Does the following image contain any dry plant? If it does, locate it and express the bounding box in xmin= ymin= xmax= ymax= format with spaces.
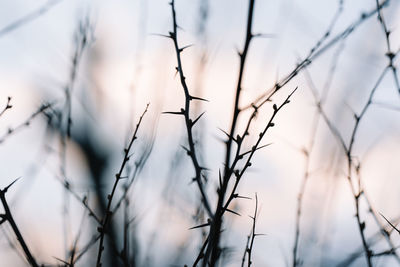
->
xmin=0 ymin=0 xmax=400 ymax=267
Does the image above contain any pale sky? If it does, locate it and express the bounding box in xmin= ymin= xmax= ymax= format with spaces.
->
xmin=0 ymin=0 xmax=400 ymax=266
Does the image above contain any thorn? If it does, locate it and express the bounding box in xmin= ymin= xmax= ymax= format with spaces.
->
xmin=189 ymin=222 xmax=211 ymax=230
xmin=53 ymin=257 xmax=70 ymax=265
xmin=189 ymin=95 xmax=209 ymax=102
xmin=233 ymin=194 xmax=252 ymax=200
xmin=1 ymin=177 xmax=21 ymax=193
xmin=239 ymin=143 xmax=272 ymax=158
xmin=0 ymin=218 xmax=6 ymax=225
xmin=191 ymin=112 xmax=206 ymax=127
xmin=254 ymin=233 xmax=267 ymax=236
xmin=188 ymin=177 xmax=196 ymax=185
xmin=253 ymin=33 xmax=276 ymax=38
xmin=149 ymin=33 xmax=172 ymax=39
xmin=380 ymin=213 xmax=400 ymax=235
xmin=162 ymin=111 xmax=184 ymax=115
xmin=224 ymin=208 xmax=241 ymax=216
xmin=179 ymin=44 xmax=194 ymax=52
xmin=218 ymin=128 xmax=236 ymax=143
xmin=180 ymin=145 xmax=190 ymax=155
xmin=199 ymin=166 xmax=210 ymax=171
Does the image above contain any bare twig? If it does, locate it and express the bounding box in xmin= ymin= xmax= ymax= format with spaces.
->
xmin=203 ymin=0 xmax=257 ymax=264
xmin=0 ymin=102 xmax=53 ymax=144
xmin=0 ymin=179 xmax=38 ymax=267
xmin=246 ymin=193 xmax=261 ymax=267
xmin=68 ymin=207 xmax=88 ymax=267
xmin=96 ymin=103 xmax=149 ymax=267
xmin=63 ymin=16 xmax=93 ymax=139
xmin=308 ymin=62 xmax=400 ymax=266
xmin=73 ymin=234 xmax=101 ymax=265
xmin=57 ymin=179 xmax=101 ymax=225
xmin=292 ymin=40 xmax=346 ymax=267
xmin=241 ymin=235 xmax=251 ymax=267
xmin=375 ymin=0 xmax=400 ymax=94
xmin=112 ymin=132 xmax=156 ymax=215
xmin=246 ymin=0 xmax=389 ymax=111
xmin=380 ymin=213 xmax=400 ymax=235
xmin=336 ymin=215 xmax=400 ymax=266
xmin=204 ymin=87 xmax=297 ymax=266
xmin=167 ymin=0 xmax=213 ymax=218
xmin=0 ymin=0 xmax=62 ymax=38
xmin=0 ymin=97 xmax=12 ymax=118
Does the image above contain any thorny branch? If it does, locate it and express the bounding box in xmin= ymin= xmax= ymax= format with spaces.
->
xmin=167 ymin=0 xmax=213 ymax=218
xmin=0 ymin=0 xmax=398 ymax=266
xmin=96 ymin=104 xmax=149 ymax=267
xmin=380 ymin=214 xmax=400 ymax=236
xmin=375 ymin=0 xmax=400 ymax=94
xmin=112 ymin=135 xmax=156 ymax=215
xmin=201 ymin=88 xmax=297 ymax=267
xmin=63 ymin=17 xmax=93 ymax=139
xmin=308 ymin=58 xmax=400 ymax=266
xmin=0 ymin=102 xmax=53 ymax=144
xmin=246 ymin=0 xmax=389 ymax=111
xmin=58 ymin=179 xmax=101 ymax=225
xmin=241 ymin=193 xmax=262 ymax=267
xmin=292 ymin=38 xmax=346 ymax=267
xmin=0 ymin=0 xmax=62 ymax=38
xmin=337 ymin=215 xmax=400 ymax=266
xmin=59 ymin=18 xmax=93 ymax=259
xmin=204 ymin=0 xmax=257 ymax=265
xmin=0 ymin=179 xmax=38 ymax=267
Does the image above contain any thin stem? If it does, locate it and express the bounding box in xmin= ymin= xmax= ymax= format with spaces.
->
xmin=374 ymin=0 xmax=400 ymax=94
xmin=0 ymin=180 xmax=38 ymax=267
xmin=0 ymin=97 xmax=12 ymax=118
xmin=247 ymin=193 xmax=259 ymax=267
xmin=204 ymin=0 xmax=256 ymax=265
xmin=0 ymin=102 xmax=53 ymax=144
xmin=168 ymin=0 xmax=213 ymax=218
xmin=0 ymin=0 xmax=62 ymax=38
xmin=293 ymin=40 xmax=345 ymax=267
xmin=246 ymin=0 xmax=389 ymax=111
xmin=95 ymin=104 xmax=149 ymax=267
xmin=310 ymin=67 xmax=391 ymax=267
